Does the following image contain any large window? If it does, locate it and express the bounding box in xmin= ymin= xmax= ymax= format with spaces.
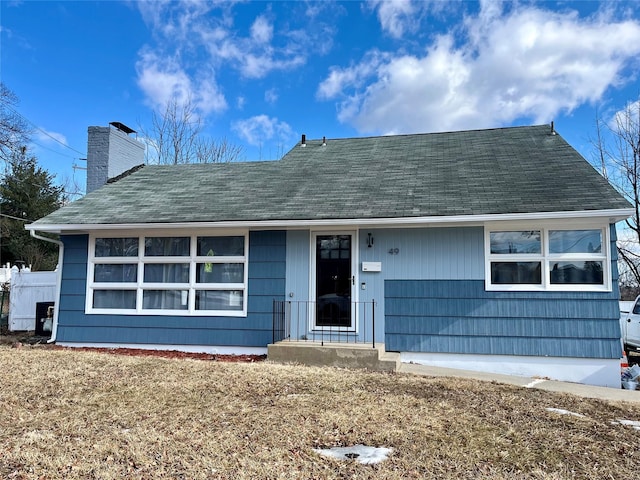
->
xmin=87 ymin=233 xmax=248 ymax=315
xmin=485 ymin=225 xmax=609 ymax=291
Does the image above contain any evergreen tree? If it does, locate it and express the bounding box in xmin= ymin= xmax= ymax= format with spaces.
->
xmin=0 ymin=149 xmax=65 ymax=270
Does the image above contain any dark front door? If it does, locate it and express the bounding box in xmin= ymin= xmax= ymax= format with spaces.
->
xmin=315 ymin=234 xmax=353 ymax=328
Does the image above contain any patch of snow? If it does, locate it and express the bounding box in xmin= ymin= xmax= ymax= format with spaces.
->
xmin=614 ymin=419 xmax=640 ymax=430
xmin=545 ymin=408 xmax=585 ymax=418
xmin=525 ymin=379 xmax=546 ymax=388
xmin=313 ymin=444 xmax=392 ymax=464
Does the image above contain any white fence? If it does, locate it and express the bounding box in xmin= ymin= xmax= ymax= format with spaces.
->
xmin=8 ymin=270 xmax=57 ymax=331
xmin=0 ymin=265 xmax=12 ymax=284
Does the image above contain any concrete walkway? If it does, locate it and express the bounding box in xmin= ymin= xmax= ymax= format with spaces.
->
xmin=268 ymin=341 xmax=640 ymax=403
xmin=398 ymin=363 xmax=640 ymax=403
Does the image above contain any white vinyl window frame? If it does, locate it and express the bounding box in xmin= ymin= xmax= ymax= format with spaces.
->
xmin=484 ymin=222 xmax=611 ymax=292
xmin=86 ymin=231 xmax=249 ymax=316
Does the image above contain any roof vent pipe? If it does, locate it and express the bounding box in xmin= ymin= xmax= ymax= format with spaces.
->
xmin=550 ymin=121 xmax=556 ymax=135
xmin=301 ymin=134 xmax=306 ymax=147
xmin=322 ymin=136 xmax=326 ymax=147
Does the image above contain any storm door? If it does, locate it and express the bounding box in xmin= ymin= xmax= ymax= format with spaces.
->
xmin=313 ymin=233 xmax=355 ymax=329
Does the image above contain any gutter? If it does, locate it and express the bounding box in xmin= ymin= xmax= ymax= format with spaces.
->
xmin=23 ymin=208 xmax=636 ymax=234
xmin=29 ymin=230 xmax=63 ymax=344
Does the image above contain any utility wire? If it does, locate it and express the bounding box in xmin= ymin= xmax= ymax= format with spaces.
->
xmin=0 ymin=104 xmax=86 ymax=201
xmin=1 ymin=102 xmax=86 ymax=156
xmin=30 ymin=138 xmax=80 ymax=160
xmin=0 ymin=213 xmax=34 ymax=222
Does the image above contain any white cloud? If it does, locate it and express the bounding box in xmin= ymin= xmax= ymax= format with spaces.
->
xmin=194 ymin=76 xmax=227 ymax=114
xmin=232 ymin=115 xmax=293 ymax=147
xmin=136 ymin=51 xmax=192 ymax=109
xmin=136 ymin=50 xmax=226 ymax=115
xmin=317 ymin=51 xmax=389 ymax=100
xmin=264 ymin=88 xmax=278 ymax=104
xmin=251 ymin=15 xmax=273 ymax=44
xmin=341 ymin=38 xmax=478 ymax=133
xmin=368 ymin=0 xmax=419 ymax=39
xmin=609 ymin=100 xmax=640 ymax=132
xmin=239 ymin=52 xmax=306 ymax=80
xmin=34 ymin=128 xmax=67 ymax=145
xmin=135 ymin=0 xmax=335 ymax=111
xmin=319 ymin=3 xmax=640 ymax=135
xmin=136 ymin=0 xmax=213 ymax=39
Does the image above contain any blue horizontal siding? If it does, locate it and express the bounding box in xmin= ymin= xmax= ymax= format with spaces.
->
xmin=56 ymin=231 xmax=285 ymax=347
xmin=247 ymin=279 xmax=285 ymax=297
xmin=250 ymin=262 xmax=286 ymax=279
xmin=61 ymin=279 xmax=87 ymax=298
xmin=59 ymin=293 xmax=86 ymax=311
xmin=388 ymin=316 xmax=619 ymax=338
xmin=385 ymin=279 xmax=619 ymax=300
xmin=58 ymin=313 xmax=274 ymax=330
xmin=385 ymin=279 xmax=621 ymax=359
xmin=61 ymin=262 xmax=89 ymax=281
xmin=60 ymin=326 xmax=269 ymax=346
xmin=388 ymin=335 xmax=618 ymax=359
xmin=385 ymin=297 xmax=619 ymax=319
xmin=58 ymin=235 xmax=89 ymax=317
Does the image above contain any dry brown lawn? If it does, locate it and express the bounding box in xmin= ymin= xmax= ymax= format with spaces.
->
xmin=1 ymin=345 xmax=639 ymax=479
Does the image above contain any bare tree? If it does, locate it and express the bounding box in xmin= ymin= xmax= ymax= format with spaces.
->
xmin=591 ymin=100 xmax=640 ymax=286
xmin=0 ymin=83 xmax=31 ymax=165
xmin=619 ymin=266 xmax=640 ymax=300
xmin=140 ymin=97 xmax=243 ymax=165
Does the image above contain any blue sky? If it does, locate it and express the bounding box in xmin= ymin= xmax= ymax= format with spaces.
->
xmin=2 ymin=0 xmax=640 ymax=200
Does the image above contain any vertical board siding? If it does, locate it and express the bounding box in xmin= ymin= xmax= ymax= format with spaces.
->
xmin=57 ymin=231 xmax=286 ymax=346
xmin=359 ymin=227 xmax=484 ymax=280
xmin=385 ymin=279 xmax=621 ymax=359
xmin=285 ymin=230 xmax=310 ymax=301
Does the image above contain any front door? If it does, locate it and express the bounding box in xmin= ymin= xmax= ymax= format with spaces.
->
xmin=313 ymin=233 xmax=356 ymax=330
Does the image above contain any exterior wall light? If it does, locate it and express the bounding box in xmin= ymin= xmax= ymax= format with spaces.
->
xmin=367 ymin=233 xmax=374 ymax=248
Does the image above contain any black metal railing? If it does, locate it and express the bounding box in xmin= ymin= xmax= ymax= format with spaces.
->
xmin=273 ymin=299 xmax=376 ymax=347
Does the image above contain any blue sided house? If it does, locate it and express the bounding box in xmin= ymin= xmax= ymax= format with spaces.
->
xmin=27 ymin=123 xmax=632 ymax=387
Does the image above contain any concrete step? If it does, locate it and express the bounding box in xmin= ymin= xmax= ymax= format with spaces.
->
xmin=378 ymin=351 xmax=401 ymax=372
xmin=267 ymin=342 xmax=400 ymax=372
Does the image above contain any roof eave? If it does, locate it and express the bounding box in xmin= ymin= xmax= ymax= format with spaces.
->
xmin=25 ymin=208 xmax=634 ymax=234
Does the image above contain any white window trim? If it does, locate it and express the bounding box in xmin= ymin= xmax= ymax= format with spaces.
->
xmin=308 ymin=229 xmax=360 ymax=333
xmin=86 ymin=230 xmax=249 ymax=316
xmin=484 ymin=222 xmax=611 ymax=292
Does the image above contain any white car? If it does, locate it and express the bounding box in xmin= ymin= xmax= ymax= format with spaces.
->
xmin=620 ymin=297 xmax=640 ymax=356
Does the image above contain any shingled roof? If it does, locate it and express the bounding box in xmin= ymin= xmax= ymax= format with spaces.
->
xmin=30 ymin=125 xmax=631 ymax=230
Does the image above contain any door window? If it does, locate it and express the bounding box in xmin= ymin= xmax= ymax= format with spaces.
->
xmin=315 ymin=234 xmax=352 ymax=328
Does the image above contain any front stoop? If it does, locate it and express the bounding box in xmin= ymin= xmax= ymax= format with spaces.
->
xmin=267 ymin=342 xmax=400 ymax=372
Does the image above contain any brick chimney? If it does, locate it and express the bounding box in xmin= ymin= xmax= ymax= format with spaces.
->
xmin=86 ymin=122 xmax=145 ymax=193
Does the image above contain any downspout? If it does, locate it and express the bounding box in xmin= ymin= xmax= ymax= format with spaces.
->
xmin=29 ymin=230 xmax=63 ymax=344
